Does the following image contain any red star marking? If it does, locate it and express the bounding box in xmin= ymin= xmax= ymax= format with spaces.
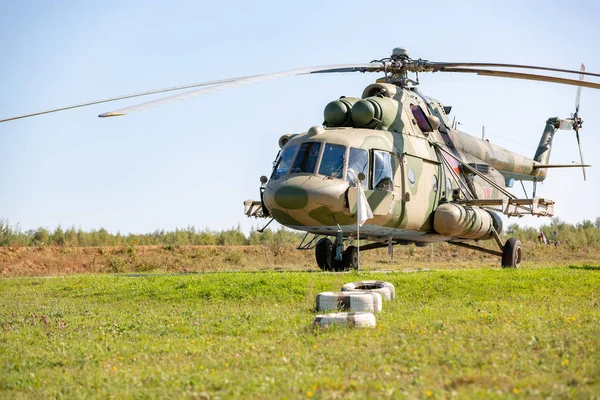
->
xmin=483 ymin=185 xmax=492 ymax=199
xmin=443 ymin=154 xmax=460 ymax=174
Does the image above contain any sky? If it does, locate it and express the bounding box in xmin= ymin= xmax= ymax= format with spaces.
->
xmin=1 ymin=0 xmax=600 ymax=235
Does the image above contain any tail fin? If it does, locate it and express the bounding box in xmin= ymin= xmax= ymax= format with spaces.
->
xmin=533 ymin=118 xmax=560 ymax=178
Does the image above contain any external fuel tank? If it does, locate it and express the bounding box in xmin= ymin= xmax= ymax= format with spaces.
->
xmin=433 ymin=203 xmax=495 ymax=240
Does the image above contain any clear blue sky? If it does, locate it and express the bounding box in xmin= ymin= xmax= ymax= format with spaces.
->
xmin=1 ymin=0 xmax=599 ymax=235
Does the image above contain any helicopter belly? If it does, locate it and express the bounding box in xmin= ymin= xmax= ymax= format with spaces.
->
xmin=286 ymin=224 xmax=449 ymax=243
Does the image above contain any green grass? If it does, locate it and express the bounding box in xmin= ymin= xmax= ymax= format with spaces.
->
xmin=1 ymin=267 xmax=599 ymax=398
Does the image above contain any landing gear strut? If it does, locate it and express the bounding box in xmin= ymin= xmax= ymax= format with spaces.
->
xmin=315 ymin=238 xmax=359 ymax=271
xmin=449 ymin=234 xmax=522 ymax=268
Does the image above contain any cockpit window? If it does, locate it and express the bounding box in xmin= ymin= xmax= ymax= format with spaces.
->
xmin=373 ymin=150 xmax=394 ymax=191
xmin=318 ymin=144 xmax=346 ymax=179
xmin=270 ymin=144 xmax=297 ymax=179
xmin=346 ymin=147 xmax=368 ymax=187
xmin=291 ymin=142 xmax=321 ymax=174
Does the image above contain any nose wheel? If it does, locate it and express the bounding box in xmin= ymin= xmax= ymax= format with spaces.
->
xmin=315 ymin=238 xmax=334 ymax=271
xmin=343 ymin=246 xmax=359 ymax=270
xmin=315 ymin=238 xmax=359 ymax=271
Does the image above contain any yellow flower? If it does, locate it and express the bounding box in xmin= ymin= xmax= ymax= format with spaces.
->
xmin=200 ymin=365 xmax=205 ymax=370
xmin=513 ymin=388 xmax=519 ymax=394
xmin=306 ymin=391 xmax=313 ymax=397
xmin=112 ymin=366 xmax=117 ymax=371
xmin=295 ymin=352 xmax=300 ymax=356
xmin=425 ymin=390 xmax=432 ymax=397
xmin=312 ymin=385 xmax=317 ymax=391
xmin=225 ymin=363 xmax=229 ymax=367
xmin=313 ymin=345 xmax=317 ymax=349
xmin=562 ymin=359 xmax=569 ymax=366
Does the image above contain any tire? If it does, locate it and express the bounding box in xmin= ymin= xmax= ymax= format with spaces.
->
xmin=315 ymin=291 xmax=382 ymax=313
xmin=341 ymin=280 xmax=395 ymax=301
xmin=502 ymin=237 xmax=522 ymax=268
xmin=342 ymin=246 xmax=359 ymax=270
xmin=312 ymin=312 xmax=376 ymax=328
xmin=315 ymin=238 xmax=333 ymax=271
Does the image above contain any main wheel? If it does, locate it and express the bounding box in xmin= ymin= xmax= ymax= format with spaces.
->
xmin=502 ymin=238 xmax=522 ymax=268
xmin=343 ymin=246 xmax=359 ymax=270
xmin=315 ymin=238 xmax=333 ymax=271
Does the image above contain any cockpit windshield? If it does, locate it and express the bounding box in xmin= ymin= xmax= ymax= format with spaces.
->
xmin=270 ymin=141 xmax=361 ymax=181
xmin=291 ymin=142 xmax=321 ymax=174
xmin=318 ymin=144 xmax=346 ymax=179
xmin=271 ymin=144 xmax=297 ymax=180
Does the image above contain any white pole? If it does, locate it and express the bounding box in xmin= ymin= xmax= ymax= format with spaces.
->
xmin=357 ymin=180 xmax=361 ymax=269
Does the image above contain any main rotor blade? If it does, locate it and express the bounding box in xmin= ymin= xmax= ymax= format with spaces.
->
xmin=575 ymin=63 xmax=585 ymax=115
xmin=575 ymin=129 xmax=587 ymax=180
xmin=99 ymin=63 xmax=382 ymax=117
xmin=437 ymin=68 xmax=600 ymax=90
xmin=426 ymin=62 xmax=600 ymax=79
xmin=532 ymin=163 xmax=591 ymax=168
xmin=0 ymin=76 xmax=255 ymax=123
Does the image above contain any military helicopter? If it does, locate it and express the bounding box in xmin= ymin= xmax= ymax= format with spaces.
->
xmin=2 ymin=48 xmax=598 ymax=270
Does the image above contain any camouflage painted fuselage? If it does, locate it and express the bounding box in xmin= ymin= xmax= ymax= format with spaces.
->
xmin=261 ymin=83 xmax=550 ymax=243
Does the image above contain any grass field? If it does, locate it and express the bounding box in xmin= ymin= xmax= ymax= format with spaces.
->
xmin=1 ymin=266 xmax=599 ymax=398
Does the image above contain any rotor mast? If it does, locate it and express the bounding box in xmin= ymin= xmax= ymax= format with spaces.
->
xmin=378 ymin=47 xmax=419 ymax=88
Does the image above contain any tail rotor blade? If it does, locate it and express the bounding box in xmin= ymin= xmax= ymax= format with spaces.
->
xmin=573 ymin=63 xmax=586 ymax=180
xmin=575 ymin=128 xmax=587 ymax=180
xmin=575 ymin=63 xmax=585 ymax=115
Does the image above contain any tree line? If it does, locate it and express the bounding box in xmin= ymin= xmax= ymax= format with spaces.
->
xmin=505 ymin=217 xmax=600 ymax=247
xmin=0 ymin=220 xmax=303 ymax=247
xmin=1 ymin=217 xmax=600 ymax=248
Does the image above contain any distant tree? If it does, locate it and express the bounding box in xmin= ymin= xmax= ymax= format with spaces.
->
xmin=218 ymin=225 xmax=246 ymax=246
xmin=0 ymin=219 xmax=14 ymax=246
xmin=66 ymin=227 xmax=78 ymax=247
xmin=52 ymin=226 xmax=65 ymax=246
xmin=33 ymin=228 xmax=50 ymax=246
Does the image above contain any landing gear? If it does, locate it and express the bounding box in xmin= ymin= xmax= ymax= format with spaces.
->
xmin=315 ymin=238 xmax=358 ymax=271
xmin=343 ymin=246 xmax=359 ymax=270
xmin=502 ymin=238 xmax=522 ymax=268
xmin=448 ymin=234 xmax=523 ymax=268
xmin=315 ymin=238 xmax=334 ymax=271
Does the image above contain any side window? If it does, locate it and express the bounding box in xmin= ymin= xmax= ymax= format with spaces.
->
xmin=373 ymin=150 xmax=394 ymax=191
xmin=270 ymin=145 xmax=298 ymax=179
xmin=410 ymin=104 xmax=433 ymax=133
xmin=291 ymin=142 xmax=322 ymax=174
xmin=318 ymin=144 xmax=346 ymax=179
xmin=346 ymin=147 xmax=368 ymax=187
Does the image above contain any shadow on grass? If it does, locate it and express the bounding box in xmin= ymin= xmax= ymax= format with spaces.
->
xmin=568 ymin=265 xmax=600 ymax=271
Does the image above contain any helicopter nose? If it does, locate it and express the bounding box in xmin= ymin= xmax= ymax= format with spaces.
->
xmin=262 ymin=176 xmax=348 ymax=226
